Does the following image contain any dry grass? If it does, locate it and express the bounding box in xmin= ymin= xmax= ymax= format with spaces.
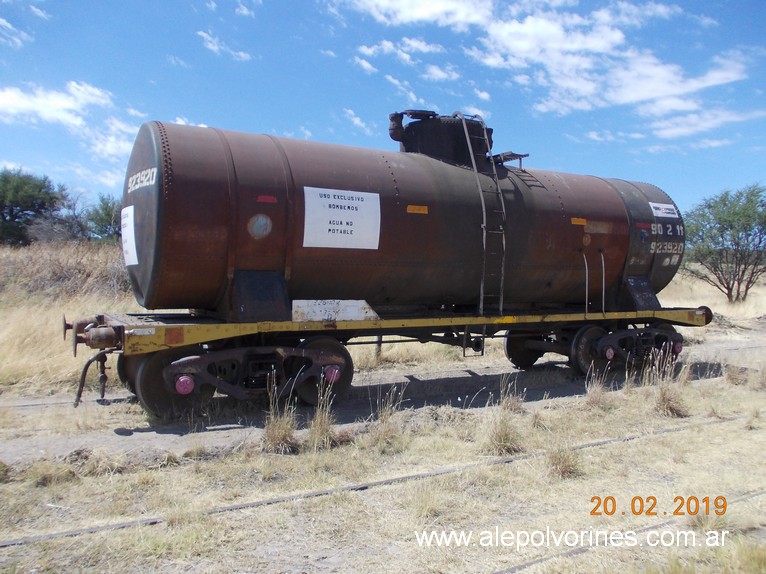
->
xmin=63 ymin=447 xmax=126 ymax=477
xmin=23 ymin=459 xmax=78 ymax=487
xmin=655 ymin=382 xmax=690 ymax=418
xmin=261 ymin=375 xmax=299 ymax=455
xmin=361 ymin=384 xmax=410 ymax=454
xmin=547 ymin=444 xmax=583 ymax=479
xmin=744 ymin=408 xmax=760 ymax=431
xmin=0 ymin=241 xmax=130 ymax=300
xmin=724 ymin=365 xmax=749 ymax=386
xmin=659 ymin=272 xmax=766 ymax=320
xmin=0 ymin=243 xmax=141 ymax=395
xmin=583 ymin=371 xmax=615 ymax=411
xmin=0 ymin=374 xmax=764 ymax=573
xmin=304 ymin=379 xmax=337 ymax=453
xmin=480 ymin=407 xmax=524 ymax=456
xmin=497 ymin=374 xmax=526 ymax=413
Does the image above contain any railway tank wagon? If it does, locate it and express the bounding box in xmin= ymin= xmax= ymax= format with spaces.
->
xmin=65 ymin=110 xmax=712 ymax=418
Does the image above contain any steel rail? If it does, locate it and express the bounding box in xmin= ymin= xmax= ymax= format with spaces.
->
xmin=0 ymin=414 xmax=750 ymax=550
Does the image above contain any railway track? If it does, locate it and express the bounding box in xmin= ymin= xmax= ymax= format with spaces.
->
xmin=0 ymin=413 xmax=753 ymax=550
xmin=0 ymin=348 xmax=758 ymax=467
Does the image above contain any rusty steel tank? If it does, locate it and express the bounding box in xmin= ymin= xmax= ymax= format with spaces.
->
xmin=120 ymin=110 xmax=685 ymax=320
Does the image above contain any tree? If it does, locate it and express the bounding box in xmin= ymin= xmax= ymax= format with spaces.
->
xmin=29 ymin=191 xmax=90 ymax=242
xmin=0 ymin=168 xmax=65 ymax=245
xmin=86 ymin=193 xmax=122 ymax=240
xmin=683 ymin=183 xmax=766 ymax=303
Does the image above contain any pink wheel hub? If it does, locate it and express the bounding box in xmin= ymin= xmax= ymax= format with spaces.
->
xmin=324 ymin=365 xmax=342 ymax=385
xmin=175 ymin=374 xmax=195 ymax=395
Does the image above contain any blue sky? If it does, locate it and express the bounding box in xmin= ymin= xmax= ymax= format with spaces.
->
xmin=1 ymin=0 xmax=764 ymax=212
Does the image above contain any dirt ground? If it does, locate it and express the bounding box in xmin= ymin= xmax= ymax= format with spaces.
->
xmin=0 ymin=302 xmax=765 ymax=573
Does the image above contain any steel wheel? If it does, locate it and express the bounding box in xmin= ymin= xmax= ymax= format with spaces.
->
xmin=285 ymin=337 xmax=354 ymax=406
xmin=504 ymin=334 xmax=544 ymax=370
xmin=134 ymin=348 xmax=214 ymax=419
xmin=116 ymin=354 xmax=142 ymax=395
xmin=652 ymin=323 xmax=679 ymax=353
xmin=571 ymin=325 xmax=609 ymax=376
xmin=646 ymin=322 xmax=681 ymax=376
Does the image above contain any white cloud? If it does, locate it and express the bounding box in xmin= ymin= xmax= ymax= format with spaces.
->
xmin=591 ymin=1 xmax=681 ymax=27
xmin=474 ymin=88 xmax=490 ymax=101
xmin=463 ymin=105 xmax=489 ymax=119
xmin=358 ymin=37 xmax=444 ymax=66
xmin=0 ymin=17 xmax=32 ymax=48
xmin=341 ymin=1 xmax=760 ymax=140
xmin=173 ymin=117 xmax=209 ymax=127
xmin=636 ymin=96 xmax=701 ymax=117
xmin=197 ymin=30 xmax=252 ymax=61
xmin=359 ymin=39 xmax=412 ymax=64
xmin=651 ymin=109 xmax=766 ymax=139
xmin=1 ymin=160 xmax=23 ymax=171
xmin=354 ymin=56 xmax=378 ymax=74
xmin=422 ymin=64 xmax=459 ymax=81
xmin=691 ymin=138 xmax=732 ymax=149
xmin=691 ymin=13 xmax=718 ymax=27
xmin=230 ymin=50 xmax=251 ymax=62
xmin=167 ymin=54 xmax=191 ymax=68
xmin=513 ymin=74 xmax=531 ymax=86
xmin=235 ymin=1 xmax=258 ymax=17
xmin=126 ymin=107 xmax=147 ymax=118
xmin=30 ymin=6 xmax=51 ymax=20
xmin=345 ymin=0 xmax=492 ymax=30
xmin=385 ymin=74 xmax=423 ymax=106
xmin=0 ymin=81 xmax=112 ymax=129
xmin=321 ymin=49 xmax=337 ymax=57
xmin=69 ymin=163 xmax=125 ymax=189
xmin=585 ymin=129 xmax=645 ymax=142
xmin=197 ymin=30 xmax=223 ymax=54
xmin=343 ymin=108 xmax=372 ymax=134
xmin=605 ymin=50 xmax=747 ymax=109
xmin=87 ymin=117 xmax=137 ymax=161
xmin=400 ymin=37 xmax=444 ymax=54
xmin=0 ymin=81 xmax=141 ymax=187
xmin=586 ymin=130 xmax=615 ymax=142
xmin=460 ymin=6 xmax=756 ymax=131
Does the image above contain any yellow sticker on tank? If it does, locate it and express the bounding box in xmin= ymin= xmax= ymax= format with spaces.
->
xmin=571 ymin=217 xmax=587 ymax=226
xmin=407 ymin=205 xmax=429 ymax=214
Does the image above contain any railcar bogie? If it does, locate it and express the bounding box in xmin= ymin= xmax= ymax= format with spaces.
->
xmin=502 ymin=321 xmax=687 ymax=375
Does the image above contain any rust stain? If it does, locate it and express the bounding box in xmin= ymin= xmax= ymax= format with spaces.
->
xmin=164 ymin=327 xmax=185 ymax=345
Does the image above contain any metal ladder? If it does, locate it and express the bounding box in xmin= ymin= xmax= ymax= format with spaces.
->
xmin=454 ymin=112 xmax=507 ymax=317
